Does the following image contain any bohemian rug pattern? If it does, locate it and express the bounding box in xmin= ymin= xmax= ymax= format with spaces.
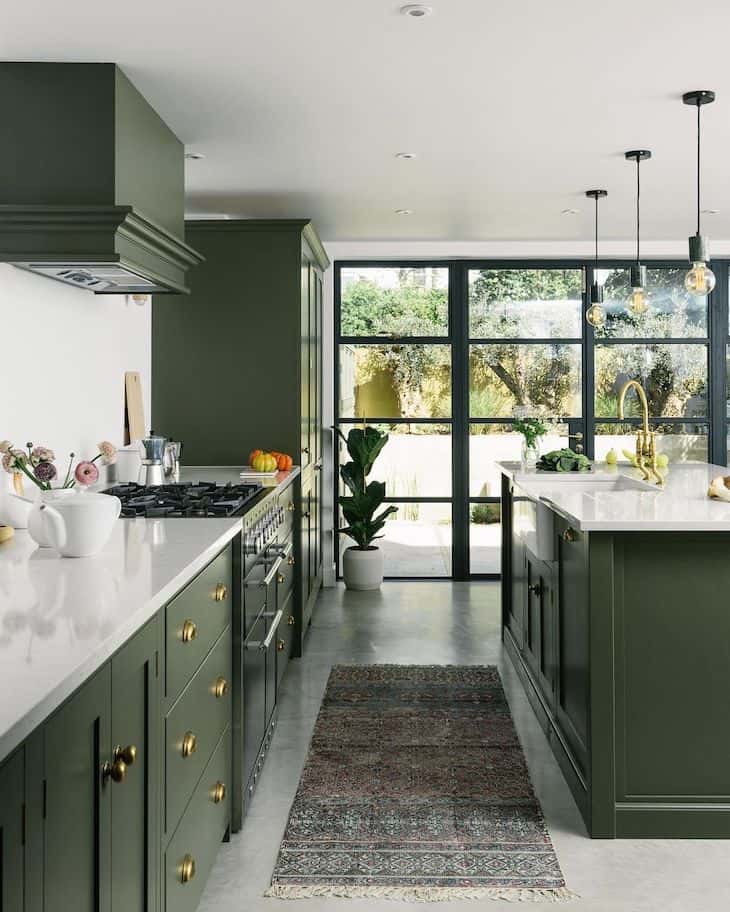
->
xmin=267 ymin=665 xmax=575 ymax=902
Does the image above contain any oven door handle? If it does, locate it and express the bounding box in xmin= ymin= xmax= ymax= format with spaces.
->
xmin=246 ymin=609 xmax=283 ymax=651
xmin=268 ymin=541 xmax=293 ymax=560
xmin=245 ymin=556 xmax=282 ymax=589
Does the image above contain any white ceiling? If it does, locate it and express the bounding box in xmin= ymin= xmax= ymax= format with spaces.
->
xmin=4 ymin=0 xmax=730 ymax=243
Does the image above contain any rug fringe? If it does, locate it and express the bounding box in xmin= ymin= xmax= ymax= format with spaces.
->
xmin=265 ymin=884 xmax=580 ymax=903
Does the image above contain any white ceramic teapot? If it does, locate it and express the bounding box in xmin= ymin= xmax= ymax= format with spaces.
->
xmin=0 ymin=490 xmax=33 ymax=530
xmin=40 ymin=493 xmax=122 ymax=558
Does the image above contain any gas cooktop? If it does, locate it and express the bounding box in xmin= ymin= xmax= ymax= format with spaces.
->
xmin=104 ymin=481 xmax=263 ymax=518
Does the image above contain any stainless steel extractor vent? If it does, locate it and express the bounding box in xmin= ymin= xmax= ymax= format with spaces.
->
xmin=26 ymin=264 xmax=162 ymax=293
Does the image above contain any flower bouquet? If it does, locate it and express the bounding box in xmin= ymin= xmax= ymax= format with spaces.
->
xmin=0 ymin=440 xmax=117 ymax=492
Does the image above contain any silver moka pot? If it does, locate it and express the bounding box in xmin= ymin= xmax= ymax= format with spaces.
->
xmin=139 ymin=433 xmax=167 ymax=486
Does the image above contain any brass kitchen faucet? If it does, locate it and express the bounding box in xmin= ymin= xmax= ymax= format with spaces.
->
xmin=617 ymin=380 xmax=663 ymax=485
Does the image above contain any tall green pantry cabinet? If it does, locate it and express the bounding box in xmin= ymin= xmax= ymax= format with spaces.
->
xmin=152 ymin=219 xmax=329 ymax=641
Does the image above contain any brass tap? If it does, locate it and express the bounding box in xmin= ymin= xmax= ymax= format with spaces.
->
xmin=617 ymin=380 xmax=663 ymax=485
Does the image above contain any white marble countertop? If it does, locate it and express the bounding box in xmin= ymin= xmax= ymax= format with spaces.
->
xmin=177 ymin=465 xmax=300 ymax=492
xmin=0 ymin=515 xmax=243 ymax=763
xmin=500 ymin=460 xmax=730 ymax=531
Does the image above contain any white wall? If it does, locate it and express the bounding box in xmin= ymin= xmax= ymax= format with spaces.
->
xmin=0 ymin=264 xmax=150 ymax=485
xmin=320 ymin=237 xmax=730 ymax=585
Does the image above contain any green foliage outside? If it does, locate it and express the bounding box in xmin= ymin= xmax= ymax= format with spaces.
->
xmin=340 ymin=266 xmax=708 ymax=432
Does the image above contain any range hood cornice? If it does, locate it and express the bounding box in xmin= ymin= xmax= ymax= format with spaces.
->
xmin=0 ymin=63 xmax=203 ymax=294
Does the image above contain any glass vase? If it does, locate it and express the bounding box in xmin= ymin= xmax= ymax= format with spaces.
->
xmin=521 ymin=440 xmax=539 ymax=471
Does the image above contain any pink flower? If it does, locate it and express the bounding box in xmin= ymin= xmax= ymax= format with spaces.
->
xmin=97 ymin=441 xmax=117 ymax=465
xmin=0 ymin=440 xmax=11 ymax=454
xmin=31 ymin=446 xmax=55 ymax=466
xmin=75 ymin=461 xmax=99 ymax=486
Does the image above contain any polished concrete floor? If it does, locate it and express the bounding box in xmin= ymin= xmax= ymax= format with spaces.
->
xmin=199 ymin=583 xmax=730 ymax=912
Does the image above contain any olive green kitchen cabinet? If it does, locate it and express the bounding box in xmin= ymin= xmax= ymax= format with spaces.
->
xmin=0 ymin=747 xmax=25 ymax=911
xmin=152 ymin=219 xmax=329 ymax=640
xmin=42 ymin=617 xmax=159 ymax=912
xmin=502 ymin=473 xmax=730 ymax=838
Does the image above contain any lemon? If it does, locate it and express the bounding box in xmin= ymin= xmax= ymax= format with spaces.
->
xmin=605 ymin=448 xmax=618 ymax=465
xmin=656 ymin=453 xmax=669 ymax=468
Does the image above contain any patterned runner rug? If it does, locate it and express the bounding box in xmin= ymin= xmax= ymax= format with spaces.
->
xmin=267 ymin=665 xmax=576 ymax=902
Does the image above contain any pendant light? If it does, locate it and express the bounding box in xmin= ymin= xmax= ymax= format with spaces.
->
xmin=624 ymin=150 xmax=651 ymax=316
xmin=585 ymin=189 xmax=608 ymax=327
xmin=683 ymin=90 xmax=716 ymax=296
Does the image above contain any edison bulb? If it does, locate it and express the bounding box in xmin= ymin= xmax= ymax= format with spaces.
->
xmin=684 ymin=262 xmax=716 ymax=296
xmin=627 ymin=287 xmax=649 ymax=316
xmin=585 ymin=304 xmax=606 ymax=328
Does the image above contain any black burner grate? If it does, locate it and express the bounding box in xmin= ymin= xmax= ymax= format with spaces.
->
xmin=104 ymin=481 xmax=262 ymax=518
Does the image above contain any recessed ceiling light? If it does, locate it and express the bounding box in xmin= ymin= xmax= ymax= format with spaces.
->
xmin=395 ymin=209 xmax=414 ymax=215
xmin=561 ymin=208 xmax=580 ymax=215
xmin=184 ymin=151 xmax=206 ymax=160
xmin=400 ymin=4 xmax=432 ymax=18
xmin=395 ymin=152 xmax=417 ymax=160
xmin=701 ymin=208 xmax=720 ymax=215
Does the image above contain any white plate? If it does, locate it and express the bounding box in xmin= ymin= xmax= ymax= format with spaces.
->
xmin=239 ymin=465 xmax=279 ymax=477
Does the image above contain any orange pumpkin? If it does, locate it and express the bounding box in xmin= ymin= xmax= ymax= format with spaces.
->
xmin=276 ymin=453 xmax=293 ymax=471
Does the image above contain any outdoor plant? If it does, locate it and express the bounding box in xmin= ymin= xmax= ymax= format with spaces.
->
xmin=0 ymin=439 xmax=117 ymax=491
xmin=336 ymin=426 xmax=397 ymax=549
xmin=513 ymin=417 xmax=548 ymax=449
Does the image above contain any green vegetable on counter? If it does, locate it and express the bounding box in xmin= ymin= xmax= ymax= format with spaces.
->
xmin=536 ymin=448 xmax=592 ymax=473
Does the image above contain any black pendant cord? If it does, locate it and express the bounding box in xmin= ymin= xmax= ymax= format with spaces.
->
xmin=636 ymin=155 xmax=641 ymax=266
xmin=594 ymin=194 xmax=599 ymax=268
xmin=696 ymin=102 xmax=701 ymax=237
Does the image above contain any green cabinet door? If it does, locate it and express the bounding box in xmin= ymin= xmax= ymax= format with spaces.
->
xmin=554 ymin=518 xmax=590 ymax=776
xmin=110 ymin=618 xmax=160 ymax=912
xmin=300 ymin=255 xmax=311 ymax=469
xmin=0 ymin=748 xmax=25 ymax=911
xmin=506 ymin=491 xmax=527 ymax=647
xmin=44 ymin=666 xmax=112 ymax=912
xmin=524 ymin=551 xmax=556 ymax=708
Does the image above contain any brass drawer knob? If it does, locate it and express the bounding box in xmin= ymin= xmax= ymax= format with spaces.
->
xmin=277 ymin=573 xmax=285 ymax=584
xmin=181 ymin=619 xmax=197 ymax=643
xmin=212 ymin=781 xmax=226 ymax=804
xmin=287 ymin=615 xmax=295 ymax=626
xmin=181 ymin=731 xmax=197 ymax=758
xmin=105 ymin=743 xmax=137 ymax=783
xmin=287 ymin=556 xmax=295 ymax=566
xmin=562 ymin=527 xmax=578 ymax=543
xmin=287 ymin=503 xmax=295 ymax=512
xmin=214 ymin=676 xmax=229 ymax=699
xmin=115 ymin=744 xmax=137 ymax=765
xmin=180 ymin=854 xmax=196 ymax=884
xmin=277 ymin=638 xmax=285 ymax=652
xmin=214 ymin=583 xmax=228 ymax=602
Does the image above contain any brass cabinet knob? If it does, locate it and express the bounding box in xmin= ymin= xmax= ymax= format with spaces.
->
xmin=214 ymin=676 xmax=229 ymax=699
xmin=277 ymin=638 xmax=285 ymax=652
xmin=181 ymin=619 xmax=197 ymax=643
xmin=277 ymin=574 xmax=285 ymax=584
xmin=212 ymin=781 xmax=226 ymax=804
xmin=287 ymin=555 xmax=295 ymax=566
xmin=105 ymin=744 xmax=138 ymax=783
xmin=528 ymin=582 xmax=542 ymax=597
xmin=180 ymin=854 xmax=196 ymax=884
xmin=562 ymin=527 xmax=578 ymax=543
xmin=115 ymin=744 xmax=137 ymax=765
xmin=181 ymin=731 xmax=197 ymax=758
xmin=214 ymin=583 xmax=228 ymax=602
xmin=108 ymin=759 xmax=127 ymax=783
xmin=287 ymin=503 xmax=295 ymax=512
xmin=287 ymin=615 xmax=295 ymax=626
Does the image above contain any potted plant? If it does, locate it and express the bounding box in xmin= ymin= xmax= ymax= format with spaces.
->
xmin=513 ymin=417 xmax=548 ymax=470
xmin=336 ymin=426 xmax=397 ymax=590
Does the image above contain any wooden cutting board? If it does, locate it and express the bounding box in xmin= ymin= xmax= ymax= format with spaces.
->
xmin=124 ymin=371 xmax=146 ymax=443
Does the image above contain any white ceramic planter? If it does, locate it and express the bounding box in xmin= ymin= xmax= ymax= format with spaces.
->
xmin=342 ymin=546 xmax=384 ymax=591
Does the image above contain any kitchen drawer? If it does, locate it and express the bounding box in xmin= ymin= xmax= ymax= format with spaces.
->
xmin=278 ymin=484 xmax=295 ymax=538
xmin=165 ymin=627 xmax=231 ymax=834
xmin=164 ymin=726 xmax=231 ymax=912
xmin=166 ymin=546 xmax=232 ymax=702
xmin=276 ymin=589 xmax=295 ymax=688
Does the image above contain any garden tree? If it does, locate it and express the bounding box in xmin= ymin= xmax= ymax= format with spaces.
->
xmin=341 ymin=266 xmax=707 ymax=424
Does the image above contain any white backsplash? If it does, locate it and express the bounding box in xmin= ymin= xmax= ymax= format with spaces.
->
xmin=0 ymin=264 xmax=151 ymax=487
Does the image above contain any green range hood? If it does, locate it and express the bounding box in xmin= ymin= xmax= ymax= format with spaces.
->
xmin=0 ymin=63 xmax=203 ymax=294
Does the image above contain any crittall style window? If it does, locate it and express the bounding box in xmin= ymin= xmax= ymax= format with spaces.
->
xmin=334 ymin=260 xmax=729 ymax=580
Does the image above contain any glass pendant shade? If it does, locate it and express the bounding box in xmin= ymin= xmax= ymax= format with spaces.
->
xmin=586 ymin=282 xmax=606 ymax=327
xmin=683 ymin=91 xmax=716 ymax=298
xmin=627 ymin=262 xmax=648 ymax=315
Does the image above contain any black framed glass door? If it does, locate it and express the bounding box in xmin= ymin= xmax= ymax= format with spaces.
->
xmin=334 ymin=259 xmax=727 ymax=581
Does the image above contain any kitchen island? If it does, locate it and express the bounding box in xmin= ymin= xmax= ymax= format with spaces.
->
xmin=500 ymin=461 xmax=730 ymax=838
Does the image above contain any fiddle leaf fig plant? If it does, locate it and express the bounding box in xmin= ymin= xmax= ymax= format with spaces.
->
xmin=336 ymin=426 xmax=397 ymax=549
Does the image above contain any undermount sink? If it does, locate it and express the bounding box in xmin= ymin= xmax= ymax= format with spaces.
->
xmin=519 ymin=473 xmax=660 ymax=496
